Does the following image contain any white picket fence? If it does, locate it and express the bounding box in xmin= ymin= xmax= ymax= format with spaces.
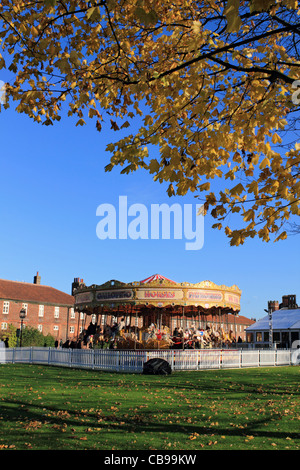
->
xmin=0 ymin=347 xmax=293 ymax=373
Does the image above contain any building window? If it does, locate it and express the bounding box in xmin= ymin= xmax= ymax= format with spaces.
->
xmin=70 ymin=308 xmax=75 ymax=319
xmin=264 ymin=332 xmax=269 ymax=342
xmin=282 ymin=332 xmax=289 ymax=344
xmin=1 ymin=322 xmax=7 ymax=330
xmin=39 ymin=305 xmax=44 ymax=317
xmin=246 ymin=333 xmax=253 ymax=342
xmin=53 ymin=325 xmax=59 ymax=331
xmin=38 ymin=325 xmax=43 ymax=332
xmin=291 ymin=331 xmax=299 ymax=343
xmin=256 ymin=332 xmax=263 ymax=342
xmin=3 ymin=302 xmax=9 ymax=314
xmin=273 ymin=332 xmax=280 ymax=342
xmin=80 ymin=312 xmax=84 ymax=320
xmin=54 ymin=306 xmax=60 ymax=318
xmin=70 ymin=326 xmax=75 ymax=334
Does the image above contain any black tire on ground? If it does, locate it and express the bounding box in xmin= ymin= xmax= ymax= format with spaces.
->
xmin=143 ymin=358 xmax=172 ymax=375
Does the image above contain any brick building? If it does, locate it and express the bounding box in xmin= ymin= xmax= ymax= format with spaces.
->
xmin=0 ymin=273 xmax=81 ymax=342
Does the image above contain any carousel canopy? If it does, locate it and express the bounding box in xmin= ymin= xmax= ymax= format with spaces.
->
xmin=74 ymin=274 xmax=241 ymax=314
xmin=140 ymin=274 xmax=176 ymax=284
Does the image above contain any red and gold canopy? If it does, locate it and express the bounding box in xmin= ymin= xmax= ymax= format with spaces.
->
xmin=140 ymin=274 xmax=176 ymax=284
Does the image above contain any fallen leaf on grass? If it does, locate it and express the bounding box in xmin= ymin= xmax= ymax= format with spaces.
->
xmin=23 ymin=420 xmax=43 ymax=430
xmin=208 ymin=440 xmax=218 ymax=446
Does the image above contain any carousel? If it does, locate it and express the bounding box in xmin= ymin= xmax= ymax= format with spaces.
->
xmin=73 ymin=274 xmax=242 ymax=350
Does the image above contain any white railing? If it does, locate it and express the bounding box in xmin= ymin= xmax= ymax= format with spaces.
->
xmin=0 ymin=347 xmax=294 ymax=372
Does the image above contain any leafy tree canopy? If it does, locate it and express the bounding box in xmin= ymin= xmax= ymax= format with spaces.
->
xmin=19 ymin=326 xmax=55 ymax=347
xmin=1 ymin=0 xmax=300 ymax=245
xmin=0 ymin=324 xmax=17 ymax=347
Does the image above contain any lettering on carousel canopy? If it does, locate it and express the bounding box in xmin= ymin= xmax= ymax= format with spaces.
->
xmin=96 ymin=290 xmax=133 ymax=301
xmin=75 ymin=291 xmax=94 ymax=304
xmin=136 ymin=289 xmax=184 ymax=300
xmin=224 ymin=293 xmax=240 ymax=305
xmin=187 ymin=290 xmax=223 ymax=301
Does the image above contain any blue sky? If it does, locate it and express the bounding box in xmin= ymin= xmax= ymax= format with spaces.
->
xmin=1 ymin=91 xmax=300 ymax=321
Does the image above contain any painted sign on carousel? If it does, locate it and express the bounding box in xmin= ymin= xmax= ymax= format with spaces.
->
xmin=75 ymin=291 xmax=94 ymax=305
xmin=136 ymin=288 xmax=184 ymax=301
xmin=224 ymin=292 xmax=240 ymax=305
xmin=187 ymin=289 xmax=223 ymax=302
xmin=96 ymin=289 xmax=134 ymax=301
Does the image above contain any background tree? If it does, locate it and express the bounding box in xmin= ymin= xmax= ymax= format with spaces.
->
xmin=20 ymin=326 xmax=55 ymax=347
xmin=1 ymin=0 xmax=300 ymax=244
xmin=0 ymin=325 xmax=17 ymax=348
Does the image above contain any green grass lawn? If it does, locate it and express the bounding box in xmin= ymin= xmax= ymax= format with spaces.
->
xmin=0 ymin=363 xmax=299 ymax=450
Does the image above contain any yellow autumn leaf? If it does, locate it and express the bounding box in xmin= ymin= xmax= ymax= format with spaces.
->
xmin=76 ymin=118 xmax=86 ymax=126
xmin=272 ymin=133 xmax=282 ymax=144
xmin=274 ymin=231 xmax=287 ymax=241
xmin=225 ymin=0 xmax=242 ymax=32
xmin=259 ymin=157 xmax=270 ymax=169
xmin=250 ymin=0 xmax=275 ymax=13
xmin=243 ymin=209 xmax=255 ymax=222
xmin=230 ymin=183 xmax=244 ymax=196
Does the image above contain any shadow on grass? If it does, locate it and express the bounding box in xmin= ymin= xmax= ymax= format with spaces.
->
xmin=1 ymin=394 xmax=300 ymax=446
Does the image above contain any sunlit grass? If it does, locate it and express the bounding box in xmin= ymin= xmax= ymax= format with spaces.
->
xmin=0 ymin=364 xmax=299 ymax=450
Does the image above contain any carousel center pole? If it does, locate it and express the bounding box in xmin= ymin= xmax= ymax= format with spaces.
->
xmin=219 ymin=307 xmax=222 ymax=349
xmin=234 ymin=311 xmax=237 ymax=347
xmin=182 ymin=306 xmax=185 ymax=350
xmin=134 ymin=307 xmax=137 ymax=350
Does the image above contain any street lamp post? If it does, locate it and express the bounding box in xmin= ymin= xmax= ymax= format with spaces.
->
xmin=264 ymin=301 xmax=273 ymax=349
xmin=19 ymin=308 xmax=26 ymax=347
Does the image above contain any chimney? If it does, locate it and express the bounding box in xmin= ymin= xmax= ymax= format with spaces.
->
xmin=268 ymin=301 xmax=279 ymax=312
xmin=72 ymin=277 xmax=85 ymax=295
xmin=279 ymin=295 xmax=297 ymax=309
xmin=33 ymin=271 xmax=41 ymax=285
xmin=281 ymin=295 xmax=289 ymax=308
